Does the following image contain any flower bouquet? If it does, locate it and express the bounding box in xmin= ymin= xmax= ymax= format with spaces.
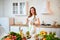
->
xmin=38 ymin=31 xmax=60 ymax=40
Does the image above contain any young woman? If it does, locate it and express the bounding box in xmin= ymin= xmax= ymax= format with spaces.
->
xmin=26 ymin=7 xmax=40 ymax=36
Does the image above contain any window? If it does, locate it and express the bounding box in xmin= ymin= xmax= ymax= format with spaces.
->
xmin=20 ymin=2 xmax=26 ymax=15
xmin=13 ymin=3 xmax=18 ymax=14
xmin=13 ymin=2 xmax=27 ymax=16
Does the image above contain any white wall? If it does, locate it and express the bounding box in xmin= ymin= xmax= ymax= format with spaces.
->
xmin=0 ymin=0 xmax=60 ymax=24
xmin=0 ymin=0 xmax=4 ymax=17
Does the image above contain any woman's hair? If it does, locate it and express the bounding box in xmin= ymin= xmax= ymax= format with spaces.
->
xmin=28 ymin=7 xmax=37 ymax=17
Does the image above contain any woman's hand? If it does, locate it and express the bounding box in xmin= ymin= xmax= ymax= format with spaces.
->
xmin=30 ymin=21 xmax=33 ymax=25
xmin=33 ymin=18 xmax=40 ymax=26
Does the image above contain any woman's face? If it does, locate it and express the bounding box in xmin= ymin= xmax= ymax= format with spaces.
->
xmin=30 ymin=8 xmax=35 ymax=15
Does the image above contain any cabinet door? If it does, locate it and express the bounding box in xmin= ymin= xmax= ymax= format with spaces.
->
xmin=19 ymin=2 xmax=26 ymax=16
xmin=0 ymin=18 xmax=9 ymax=33
xmin=10 ymin=26 xmax=20 ymax=33
xmin=52 ymin=28 xmax=57 ymax=33
xmin=56 ymin=28 xmax=60 ymax=38
xmin=21 ymin=27 xmax=28 ymax=34
xmin=12 ymin=1 xmax=28 ymax=16
xmin=13 ymin=3 xmax=18 ymax=14
xmin=52 ymin=28 xmax=60 ymax=38
xmin=40 ymin=28 xmax=52 ymax=33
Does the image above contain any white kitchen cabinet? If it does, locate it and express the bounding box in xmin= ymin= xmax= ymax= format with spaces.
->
xmin=51 ymin=28 xmax=60 ymax=38
xmin=56 ymin=28 xmax=60 ymax=38
xmin=10 ymin=26 xmax=20 ymax=33
xmin=40 ymin=28 xmax=52 ymax=32
xmin=0 ymin=17 xmax=9 ymax=33
xmin=21 ymin=27 xmax=28 ymax=34
xmin=11 ymin=0 xmax=27 ymax=16
xmin=10 ymin=25 xmax=60 ymax=38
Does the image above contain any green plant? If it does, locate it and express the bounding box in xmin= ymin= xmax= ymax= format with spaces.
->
xmin=10 ymin=32 xmax=22 ymax=40
xmin=44 ymin=32 xmax=60 ymax=40
xmin=2 ymin=32 xmax=22 ymax=40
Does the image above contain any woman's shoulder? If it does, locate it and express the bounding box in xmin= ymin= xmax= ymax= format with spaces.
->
xmin=36 ymin=15 xmax=39 ymax=18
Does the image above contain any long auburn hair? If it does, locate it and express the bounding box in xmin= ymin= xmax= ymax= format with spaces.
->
xmin=28 ymin=7 xmax=37 ymax=18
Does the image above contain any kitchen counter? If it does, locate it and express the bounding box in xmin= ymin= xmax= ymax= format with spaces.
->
xmin=9 ymin=24 xmax=60 ymax=38
xmin=10 ymin=24 xmax=60 ymax=28
xmin=40 ymin=25 xmax=60 ymax=28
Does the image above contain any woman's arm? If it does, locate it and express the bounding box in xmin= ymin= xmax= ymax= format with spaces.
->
xmin=26 ymin=18 xmax=28 ymax=24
